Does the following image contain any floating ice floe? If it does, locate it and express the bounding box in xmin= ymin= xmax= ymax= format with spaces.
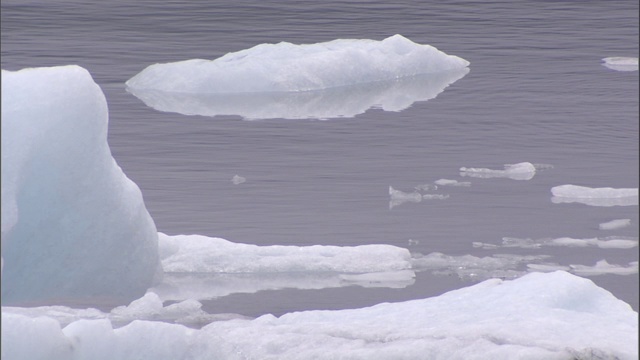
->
xmin=599 ymin=219 xmax=632 ymax=230
xmin=551 ymin=185 xmax=639 ymax=207
xmin=422 ymin=194 xmax=450 ymax=200
xmin=126 ymin=35 xmax=469 ymax=120
xmin=474 ymin=236 xmax=639 ymax=250
xmin=389 ymin=186 xmax=422 ymax=209
xmin=434 ymin=178 xmax=471 ymax=187
xmin=231 ymin=175 xmax=246 ymax=185
xmin=459 ymin=162 xmax=536 ymax=180
xmin=602 ymin=57 xmax=639 ymax=72
xmin=3 ymin=271 xmax=636 ymax=359
xmin=153 ymin=233 xmax=415 ymax=301
xmin=1 ymin=66 xmax=159 ymax=304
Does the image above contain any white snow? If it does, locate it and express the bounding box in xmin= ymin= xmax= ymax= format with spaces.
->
xmin=126 ymin=69 xmax=469 ymax=120
xmin=459 ymin=162 xmax=536 ymax=180
xmin=1 ymin=66 xmax=159 ymax=304
xmin=551 ymin=185 xmax=639 ymax=207
xmin=126 ymin=34 xmax=469 ymax=94
xmin=602 ymin=57 xmax=639 ymax=71
xmin=2 ymin=271 xmax=637 ymax=360
xmin=599 ymin=219 xmax=632 ymax=230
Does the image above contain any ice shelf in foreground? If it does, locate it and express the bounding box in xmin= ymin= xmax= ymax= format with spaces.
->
xmin=1 ymin=66 xmax=159 ymax=304
xmin=551 ymin=185 xmax=639 ymax=207
xmin=2 ymin=271 xmax=637 ymax=359
xmin=602 ymin=57 xmax=639 ymax=71
xmin=459 ymin=162 xmax=536 ymax=180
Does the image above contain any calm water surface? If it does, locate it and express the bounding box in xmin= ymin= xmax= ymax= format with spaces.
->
xmin=2 ymin=0 xmax=638 ymax=315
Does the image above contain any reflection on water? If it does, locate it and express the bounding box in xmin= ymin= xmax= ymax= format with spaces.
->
xmin=126 ymin=69 xmax=469 ymax=120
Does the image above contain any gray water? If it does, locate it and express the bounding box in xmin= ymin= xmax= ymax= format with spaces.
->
xmin=2 ymin=0 xmax=638 ymax=316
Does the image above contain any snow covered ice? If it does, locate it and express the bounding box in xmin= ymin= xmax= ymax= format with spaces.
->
xmin=551 ymin=184 xmax=639 ymax=206
xmin=125 ymin=35 xmax=469 ymax=120
xmin=459 ymin=162 xmax=536 ymax=180
xmin=2 ymin=271 xmax=638 ymax=359
xmin=1 ymin=66 xmax=159 ymax=304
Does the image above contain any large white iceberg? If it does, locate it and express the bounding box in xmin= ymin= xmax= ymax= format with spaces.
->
xmin=1 ymin=66 xmax=159 ymax=304
xmin=2 ymin=271 xmax=637 ymax=359
xmin=126 ymin=34 xmax=469 ymax=94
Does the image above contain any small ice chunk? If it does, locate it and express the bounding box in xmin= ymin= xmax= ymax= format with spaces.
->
xmin=602 ymin=57 xmax=639 ymax=72
xmin=551 ymin=185 xmax=638 ymax=207
xmin=434 ymin=179 xmax=471 ymax=187
xmin=389 ymin=186 xmax=422 ymax=208
xmin=422 ymin=194 xmax=449 ymax=200
xmin=414 ymin=183 xmax=437 ymax=191
xmin=231 ymin=175 xmax=246 ymax=185
xmin=459 ymin=162 xmax=536 ymax=180
xmin=599 ymin=219 xmax=632 ymax=230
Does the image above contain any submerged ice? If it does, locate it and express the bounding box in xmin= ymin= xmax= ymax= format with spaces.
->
xmin=1 ymin=66 xmax=159 ymax=304
xmin=126 ymin=34 xmax=469 ymax=94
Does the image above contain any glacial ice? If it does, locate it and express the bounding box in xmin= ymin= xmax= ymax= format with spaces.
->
xmin=2 ymin=271 xmax=637 ymax=360
xmin=551 ymin=185 xmax=639 ymax=206
xmin=459 ymin=162 xmax=536 ymax=180
xmin=602 ymin=57 xmax=639 ymax=71
xmin=126 ymin=35 xmax=469 ymax=94
xmin=1 ymin=66 xmax=159 ymax=304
